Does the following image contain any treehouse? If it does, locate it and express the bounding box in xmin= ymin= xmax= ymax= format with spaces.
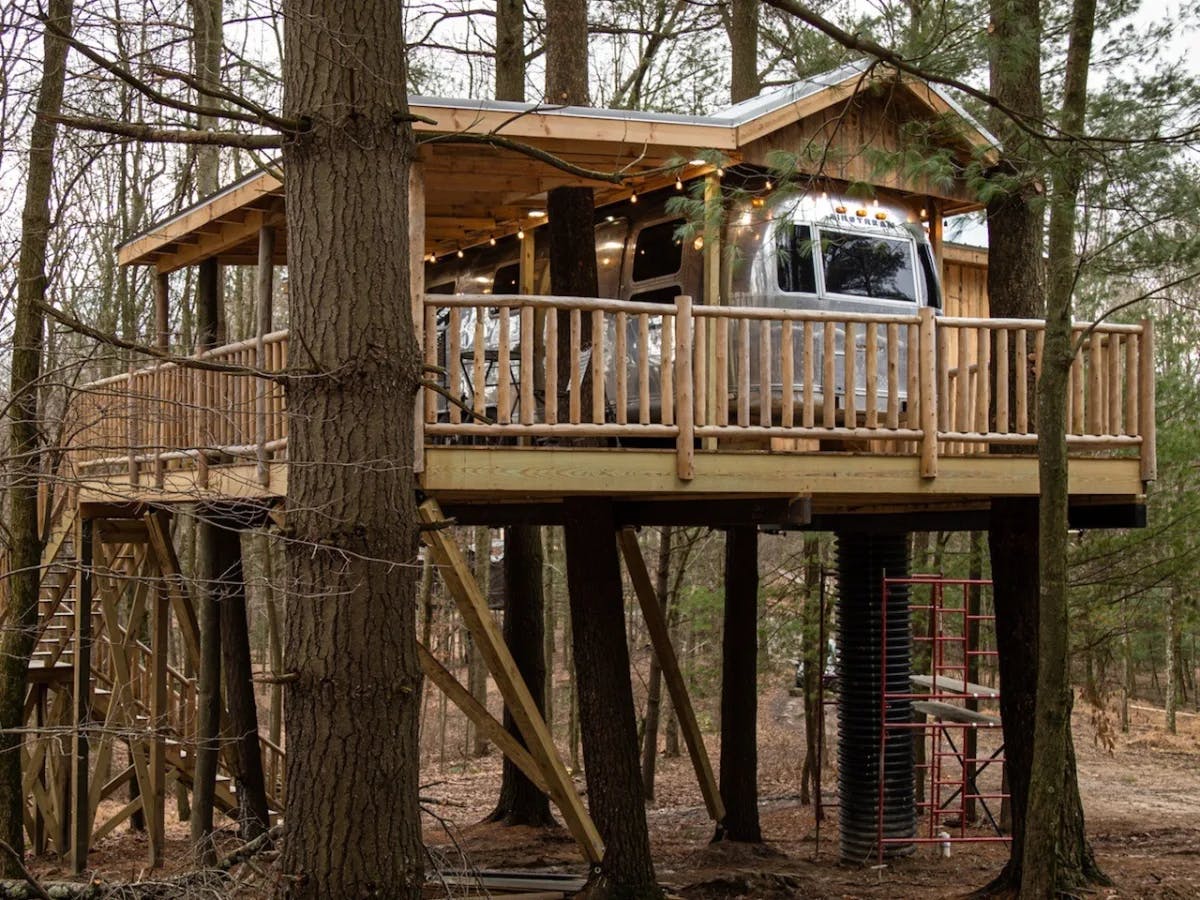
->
xmin=24 ymin=61 xmax=1153 ymax=874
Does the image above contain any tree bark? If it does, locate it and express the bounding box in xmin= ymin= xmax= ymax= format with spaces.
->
xmin=728 ymin=0 xmax=760 ymax=103
xmin=564 ymin=500 xmax=662 ymax=898
xmin=278 ymin=1 xmax=424 ymax=895
xmin=487 ymin=526 xmax=556 ymax=826
xmin=218 ymin=530 xmax=271 ymax=839
xmin=799 ymin=535 xmax=822 ymax=808
xmin=495 ymin=0 xmax=525 ymax=102
xmin=468 ymin=526 xmax=491 ymax=759
xmin=191 ymin=515 xmax=223 ymax=866
xmin=188 ymin=0 xmax=223 ymax=198
xmin=1021 ymin=0 xmax=1105 ymax=892
xmin=714 ymin=527 xmax=762 ymax=843
xmin=640 ymin=527 xmax=673 ymax=801
xmin=0 ymin=0 xmax=73 ymax=873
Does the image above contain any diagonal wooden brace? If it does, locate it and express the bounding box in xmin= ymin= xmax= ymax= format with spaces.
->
xmin=618 ymin=527 xmax=725 ymax=824
xmin=419 ymin=498 xmax=603 ymax=864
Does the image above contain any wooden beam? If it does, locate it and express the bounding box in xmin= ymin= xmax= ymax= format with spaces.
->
xmin=416 ymin=643 xmax=549 ymax=794
xmin=617 ymin=529 xmax=725 ymax=823
xmin=419 ymin=498 xmax=603 ymax=864
xmin=149 ymin=581 xmax=169 ymax=867
xmin=70 ymin=517 xmax=93 ymax=874
xmin=153 ymin=210 xmax=272 ymax=275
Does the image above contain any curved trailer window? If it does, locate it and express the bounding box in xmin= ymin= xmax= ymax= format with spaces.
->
xmin=818 ymin=229 xmax=917 ymax=303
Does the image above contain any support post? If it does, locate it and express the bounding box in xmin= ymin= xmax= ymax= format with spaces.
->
xmin=919 ymin=307 xmax=938 ymax=478
xmin=675 ymin=295 xmax=694 ymax=481
xmin=154 ymin=272 xmax=169 ymax=353
xmin=149 ymin=580 xmax=168 ymax=866
xmin=255 ymin=225 xmax=276 ymax=488
xmin=1139 ymin=318 xmax=1156 ymax=483
xmin=70 ymin=516 xmax=93 ymax=874
xmin=702 ymin=174 xmax=721 ymax=449
xmin=618 ymin=529 xmax=723 ymax=822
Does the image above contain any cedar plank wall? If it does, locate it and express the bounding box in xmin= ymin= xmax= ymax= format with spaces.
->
xmin=941 ymin=243 xmax=990 ymax=367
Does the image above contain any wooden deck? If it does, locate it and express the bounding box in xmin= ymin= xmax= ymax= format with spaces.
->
xmin=63 ymin=294 xmax=1153 ymax=522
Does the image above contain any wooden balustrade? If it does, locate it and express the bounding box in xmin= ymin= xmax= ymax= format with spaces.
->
xmin=63 ymin=298 xmax=1155 ymax=488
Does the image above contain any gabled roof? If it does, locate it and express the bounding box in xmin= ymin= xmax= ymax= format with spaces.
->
xmin=119 ymin=61 xmax=997 ymax=271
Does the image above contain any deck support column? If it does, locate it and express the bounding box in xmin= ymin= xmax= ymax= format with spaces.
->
xmin=835 ymin=531 xmax=914 ymax=863
xmin=702 ymin=173 xmax=721 ymax=450
xmin=69 ymin=515 xmax=93 ymax=874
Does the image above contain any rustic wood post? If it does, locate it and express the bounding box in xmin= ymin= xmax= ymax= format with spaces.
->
xmin=675 ymin=295 xmax=694 ymax=481
xmin=154 ymin=272 xmax=170 ymax=353
xmin=127 ymin=365 xmax=138 ymax=486
xmin=1139 ymin=317 xmax=1156 ymax=482
xmin=255 ymin=224 xmax=275 ymax=488
xmin=149 ymin=578 xmax=169 ymax=866
xmin=70 ymin=515 xmax=93 ymax=874
xmin=919 ymin=307 xmax=938 ymax=479
xmin=702 ymin=174 xmax=720 ymax=449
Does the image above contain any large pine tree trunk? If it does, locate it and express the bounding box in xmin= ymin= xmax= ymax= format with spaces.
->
xmin=218 ymin=530 xmax=271 ymax=838
xmin=0 ymin=0 xmax=73 ymax=872
xmin=564 ymin=500 xmax=661 ymax=899
xmin=714 ymin=526 xmax=762 ymax=843
xmin=487 ymin=526 xmax=555 ymax=826
xmin=191 ymin=514 xmax=223 ymax=866
xmin=278 ymin=1 xmax=424 ymax=894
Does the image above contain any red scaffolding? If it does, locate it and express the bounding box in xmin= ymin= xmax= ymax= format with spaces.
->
xmin=878 ymin=574 xmax=1010 ymax=860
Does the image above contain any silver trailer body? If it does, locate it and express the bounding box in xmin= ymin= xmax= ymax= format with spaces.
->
xmin=426 ymin=186 xmax=941 ymax=425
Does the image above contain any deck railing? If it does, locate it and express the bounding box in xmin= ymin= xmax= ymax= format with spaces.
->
xmin=64 ymin=295 xmax=1156 ymax=487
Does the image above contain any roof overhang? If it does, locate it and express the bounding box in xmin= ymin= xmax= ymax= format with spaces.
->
xmin=118 ymin=61 xmax=998 ymax=272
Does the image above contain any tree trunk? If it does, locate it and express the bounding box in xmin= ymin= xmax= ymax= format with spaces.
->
xmin=263 ymin=531 xmax=284 ymax=746
xmin=189 ymin=0 xmax=223 ymax=199
xmin=1166 ymin=588 xmax=1180 ymax=734
xmin=640 ymin=527 xmax=673 ymax=801
xmin=468 ymin=527 xmax=491 ymax=759
xmin=487 ymin=527 xmax=555 ymax=826
xmin=495 ymin=0 xmax=525 ymax=102
xmin=219 ymin=530 xmax=271 ymax=838
xmin=1021 ymin=0 xmax=1106 ymax=893
xmin=714 ymin=527 xmax=762 ymax=843
xmin=191 ymin=517 xmax=223 ymax=866
xmin=728 ymin=0 xmax=760 ymax=103
xmin=799 ymin=535 xmax=822 ymax=808
xmin=278 ymin=1 xmax=424 ymax=894
xmin=563 ymin=499 xmax=662 ymax=898
xmin=0 ymin=0 xmax=73 ymax=873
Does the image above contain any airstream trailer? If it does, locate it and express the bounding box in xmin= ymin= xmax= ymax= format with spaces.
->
xmin=426 ymin=176 xmax=942 ymax=426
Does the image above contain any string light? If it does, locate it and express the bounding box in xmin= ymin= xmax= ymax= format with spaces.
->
xmin=675 ymin=178 xmax=684 ymax=191
xmin=517 ymin=228 xmax=525 ymax=240
xmin=716 ymin=167 xmax=725 ymax=177
xmin=765 ymin=179 xmax=774 ymax=190
xmin=456 ymin=249 xmax=464 ymax=258
xmin=630 ymin=192 xmax=638 ymax=203
xmin=489 ymin=237 xmax=497 ymax=246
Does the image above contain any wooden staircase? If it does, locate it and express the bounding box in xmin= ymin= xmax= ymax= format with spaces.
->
xmin=21 ymin=500 xmax=285 ymax=862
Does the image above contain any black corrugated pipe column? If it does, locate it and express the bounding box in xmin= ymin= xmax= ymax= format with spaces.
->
xmin=835 ymin=532 xmax=914 ymax=863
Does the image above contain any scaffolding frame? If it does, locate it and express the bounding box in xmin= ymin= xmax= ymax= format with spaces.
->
xmin=878 ymin=574 xmax=1010 ymax=861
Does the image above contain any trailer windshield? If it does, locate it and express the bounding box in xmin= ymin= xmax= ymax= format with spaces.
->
xmin=818 ymin=229 xmax=917 ymax=303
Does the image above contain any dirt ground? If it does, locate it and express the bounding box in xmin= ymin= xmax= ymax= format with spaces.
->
xmin=28 ymin=690 xmax=1200 ymax=898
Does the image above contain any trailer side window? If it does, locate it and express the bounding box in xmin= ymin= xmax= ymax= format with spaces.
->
xmin=776 ymin=225 xmax=817 ymax=294
xmin=819 ymin=230 xmax=917 ymax=303
xmin=492 ymin=263 xmax=520 ymax=295
xmin=632 ymin=219 xmax=684 ymax=282
xmin=629 ymin=284 xmax=682 ymax=305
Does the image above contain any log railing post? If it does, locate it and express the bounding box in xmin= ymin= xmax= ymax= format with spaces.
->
xmin=126 ymin=367 xmax=138 ymax=486
xmin=1139 ymin=318 xmax=1156 ymax=482
xmin=675 ymin=295 xmax=694 ymax=481
xmin=255 ymin=224 xmax=275 ymax=488
xmin=919 ymin=307 xmax=938 ymax=479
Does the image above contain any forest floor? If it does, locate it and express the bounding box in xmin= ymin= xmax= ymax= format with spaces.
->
xmin=416 ymin=689 xmax=1200 ymax=899
xmin=25 ymin=688 xmax=1200 ymax=898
